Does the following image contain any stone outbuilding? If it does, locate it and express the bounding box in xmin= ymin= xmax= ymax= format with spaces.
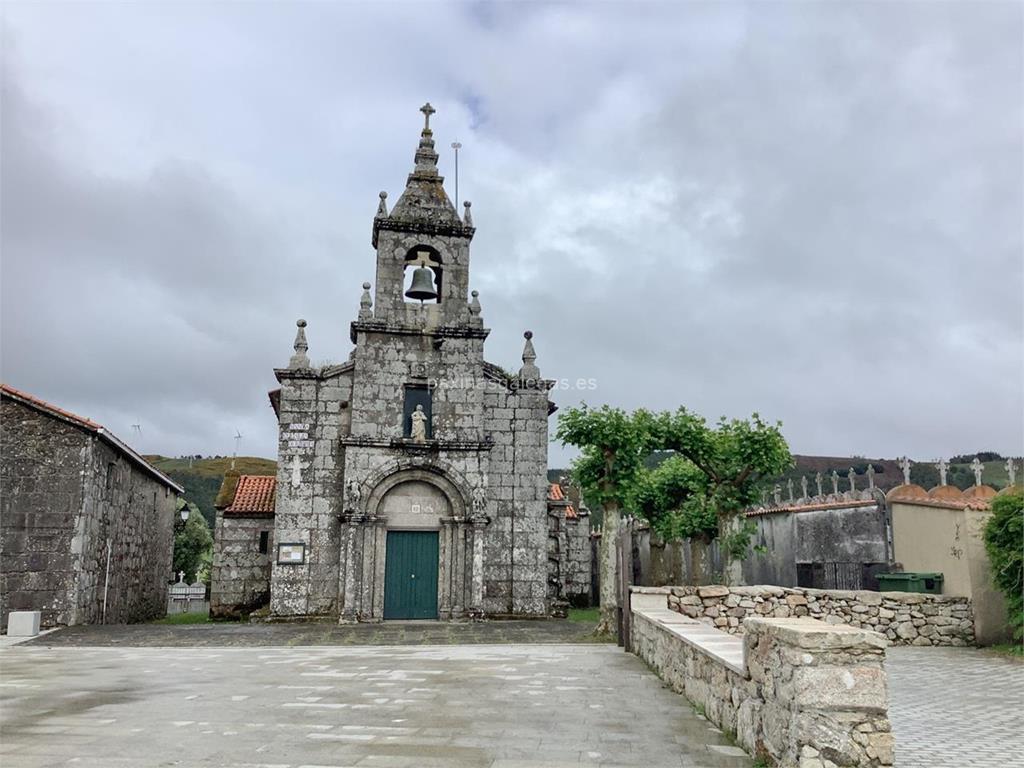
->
xmin=0 ymin=383 xmax=182 ymax=630
xmin=213 ymin=104 xmax=555 ymax=621
xmin=210 ymin=473 xmax=277 ymax=618
xmin=547 ymin=482 xmax=592 ymax=608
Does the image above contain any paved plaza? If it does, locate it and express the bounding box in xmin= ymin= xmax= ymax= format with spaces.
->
xmin=12 ymin=618 xmax=604 ymax=648
xmin=886 ymin=646 xmax=1024 ymax=768
xmin=3 ymin=621 xmax=1022 ymax=768
xmin=0 ymin=641 xmax=752 ymax=768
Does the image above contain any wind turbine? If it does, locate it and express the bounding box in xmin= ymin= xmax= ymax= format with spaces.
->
xmin=232 ymin=429 xmax=244 ymax=470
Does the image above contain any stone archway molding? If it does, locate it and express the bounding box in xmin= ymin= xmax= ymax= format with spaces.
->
xmin=359 ymin=458 xmax=472 ymax=520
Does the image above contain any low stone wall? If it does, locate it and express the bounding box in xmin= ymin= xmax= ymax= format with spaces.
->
xmin=668 ymin=584 xmax=974 ymax=646
xmin=631 ymin=597 xmax=894 ymax=768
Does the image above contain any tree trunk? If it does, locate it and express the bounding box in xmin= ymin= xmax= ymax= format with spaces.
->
xmin=597 ymin=502 xmax=620 ymax=633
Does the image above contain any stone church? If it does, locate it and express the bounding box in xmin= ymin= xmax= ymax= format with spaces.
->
xmin=212 ymin=104 xmax=556 ymax=620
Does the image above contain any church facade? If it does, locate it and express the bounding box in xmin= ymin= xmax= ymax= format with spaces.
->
xmin=214 ymin=105 xmax=554 ymax=620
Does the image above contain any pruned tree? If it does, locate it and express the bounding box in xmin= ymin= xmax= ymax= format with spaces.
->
xmin=656 ymin=408 xmax=792 ymax=576
xmin=556 ymin=404 xmax=658 ymax=633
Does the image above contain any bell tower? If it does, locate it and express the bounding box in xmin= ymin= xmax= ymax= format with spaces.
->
xmin=369 ymin=103 xmax=476 ymax=329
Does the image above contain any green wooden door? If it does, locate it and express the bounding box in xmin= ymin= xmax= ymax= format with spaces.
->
xmin=383 ymin=531 xmax=439 ymax=619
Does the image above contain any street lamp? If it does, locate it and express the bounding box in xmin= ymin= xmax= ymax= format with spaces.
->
xmin=180 ymin=507 xmax=189 ymax=523
xmin=450 ymin=141 xmax=462 ymax=210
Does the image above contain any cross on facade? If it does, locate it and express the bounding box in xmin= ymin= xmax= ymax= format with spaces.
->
xmin=936 ymin=458 xmax=949 ymax=486
xmin=420 ymin=102 xmax=436 ymax=131
xmin=970 ymin=457 xmax=984 ymax=486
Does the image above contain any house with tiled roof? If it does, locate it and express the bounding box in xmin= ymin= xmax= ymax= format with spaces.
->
xmin=1 ymin=383 xmax=182 ymax=630
xmin=547 ymin=482 xmax=592 ymax=608
xmin=211 ymin=473 xmax=277 ymax=617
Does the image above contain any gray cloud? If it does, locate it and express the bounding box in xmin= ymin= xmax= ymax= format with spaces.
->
xmin=2 ymin=2 xmax=1021 ymax=466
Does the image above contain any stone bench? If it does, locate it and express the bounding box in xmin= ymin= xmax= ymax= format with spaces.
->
xmin=630 ymin=588 xmax=894 ymax=768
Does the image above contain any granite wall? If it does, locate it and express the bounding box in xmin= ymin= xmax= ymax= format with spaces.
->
xmin=1 ymin=396 xmax=176 ymax=628
xmin=632 ymin=594 xmax=895 ymax=768
xmin=668 ymin=584 xmax=974 ymax=646
xmin=211 ymin=512 xmax=274 ymax=618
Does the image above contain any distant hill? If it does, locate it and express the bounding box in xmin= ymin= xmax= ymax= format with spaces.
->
xmin=145 ymin=455 xmax=277 ymax=528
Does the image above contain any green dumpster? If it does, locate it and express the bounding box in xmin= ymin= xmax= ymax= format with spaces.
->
xmin=876 ymin=572 xmax=944 ymax=594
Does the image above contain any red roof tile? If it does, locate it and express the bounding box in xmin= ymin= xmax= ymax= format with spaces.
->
xmin=548 ymin=482 xmax=577 ymax=519
xmin=226 ymin=475 xmax=277 ymax=515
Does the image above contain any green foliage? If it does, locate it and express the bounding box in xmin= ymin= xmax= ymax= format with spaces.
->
xmin=556 ymin=404 xmax=659 ymax=512
xmin=653 ymin=409 xmax=792 ymax=552
xmin=631 ymin=455 xmax=716 ymax=541
xmin=983 ymin=490 xmax=1024 ymax=643
xmin=173 ymin=500 xmax=214 ymax=584
xmin=558 ymin=404 xmax=791 ymax=567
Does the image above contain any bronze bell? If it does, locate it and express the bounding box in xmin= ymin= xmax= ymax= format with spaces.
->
xmin=405 ymin=266 xmax=437 ymax=301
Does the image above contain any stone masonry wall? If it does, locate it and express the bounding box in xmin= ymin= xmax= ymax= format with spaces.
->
xmin=1 ymin=398 xmax=86 ymax=628
xmin=1 ymin=397 xmax=176 ymax=628
xmin=632 ymin=603 xmax=895 ymax=768
xmin=211 ymin=512 xmax=274 ymax=618
xmin=668 ymin=584 xmax=974 ymax=646
xmin=73 ymin=434 xmax=177 ymax=625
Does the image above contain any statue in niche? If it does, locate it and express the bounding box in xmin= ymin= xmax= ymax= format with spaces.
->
xmin=472 ymin=486 xmax=487 ymax=516
xmin=410 ymin=404 xmax=429 ymax=442
xmin=345 ymin=478 xmax=361 ymax=510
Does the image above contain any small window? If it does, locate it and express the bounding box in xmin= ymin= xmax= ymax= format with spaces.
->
xmin=106 ymin=462 xmax=116 ymax=490
xmin=259 ymin=531 xmax=270 ymax=554
xmin=403 ymin=385 xmax=433 ymax=439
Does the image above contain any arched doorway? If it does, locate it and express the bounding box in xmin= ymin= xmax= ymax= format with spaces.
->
xmin=378 ymin=480 xmax=449 ymax=619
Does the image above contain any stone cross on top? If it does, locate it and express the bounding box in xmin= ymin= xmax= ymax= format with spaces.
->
xmin=420 ymin=102 xmax=436 ymax=131
xmin=935 ymin=458 xmax=949 ymax=486
xmin=899 ymin=456 xmax=911 ymax=485
xmin=970 ymin=457 xmax=984 ymax=486
xmin=1007 ymin=458 xmax=1017 ymax=487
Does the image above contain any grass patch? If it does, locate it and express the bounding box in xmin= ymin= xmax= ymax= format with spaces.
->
xmin=152 ymin=612 xmax=211 ymax=625
xmin=986 ymin=642 xmax=1024 ymax=658
xmin=567 ymin=607 xmax=600 ymax=624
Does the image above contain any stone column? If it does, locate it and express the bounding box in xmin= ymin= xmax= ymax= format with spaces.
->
xmin=339 ymin=516 xmax=360 ymax=623
xmin=438 ymin=519 xmax=453 ymax=620
xmin=469 ymin=519 xmax=487 ymax=617
xmin=450 ymin=521 xmax=464 ymax=616
xmin=371 ymin=517 xmax=387 ymax=620
xmin=358 ymin=520 xmax=377 ymax=620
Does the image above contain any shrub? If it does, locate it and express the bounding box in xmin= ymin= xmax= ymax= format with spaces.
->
xmin=983 ymin=490 xmax=1023 ymax=644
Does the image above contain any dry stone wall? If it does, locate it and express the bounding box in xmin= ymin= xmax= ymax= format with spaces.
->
xmin=668 ymin=584 xmax=974 ymax=646
xmin=632 ymin=599 xmax=895 ymax=768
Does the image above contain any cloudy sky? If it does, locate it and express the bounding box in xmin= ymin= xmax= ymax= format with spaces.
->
xmin=2 ymin=1 xmax=1021 ymax=467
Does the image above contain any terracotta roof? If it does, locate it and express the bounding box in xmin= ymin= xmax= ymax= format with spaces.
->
xmin=929 ymin=484 xmax=964 ymax=501
xmin=548 ymin=482 xmax=578 ymax=519
xmin=745 ymin=498 xmax=880 ymax=517
xmin=1 ymin=383 xmax=183 ymax=493
xmin=886 ymin=483 xmax=993 ymax=511
xmin=225 ymin=475 xmax=277 ymax=515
